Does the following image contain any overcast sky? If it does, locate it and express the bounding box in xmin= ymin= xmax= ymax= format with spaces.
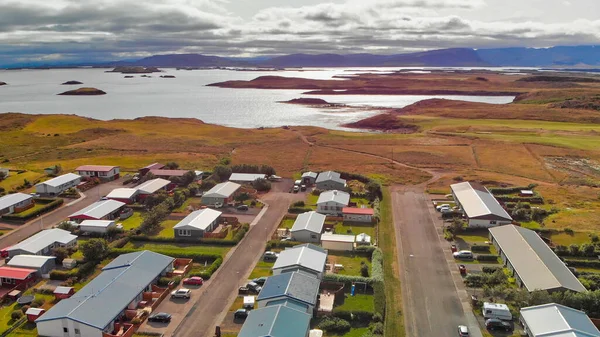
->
xmin=1 ymin=0 xmax=599 ymax=64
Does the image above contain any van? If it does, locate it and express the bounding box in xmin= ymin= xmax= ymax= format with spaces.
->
xmin=482 ymin=302 xmax=512 ymax=321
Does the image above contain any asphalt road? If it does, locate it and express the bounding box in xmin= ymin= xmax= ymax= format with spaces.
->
xmin=392 ymin=186 xmax=473 ymax=337
xmin=142 ymin=180 xmax=303 ymax=337
xmin=0 ymin=179 xmax=124 ymax=250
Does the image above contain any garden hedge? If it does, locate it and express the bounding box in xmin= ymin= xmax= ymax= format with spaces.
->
xmin=564 ymin=259 xmax=600 ymax=268
xmin=489 ymin=184 xmax=537 ymax=195
xmin=109 ymin=247 xmax=221 ymax=262
xmin=188 ymin=257 xmax=223 ymax=280
xmin=332 ymin=310 xmax=374 ymax=322
xmin=265 ymin=240 xmax=304 ymax=250
xmin=470 ymin=245 xmax=491 ymax=253
xmin=288 ymin=207 xmax=314 ymax=214
xmin=476 ymin=254 xmax=499 ymax=262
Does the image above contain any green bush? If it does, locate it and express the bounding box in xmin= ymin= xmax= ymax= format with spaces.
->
xmin=332 ymin=310 xmax=374 ymax=322
xmin=20 ymin=305 xmax=30 ymax=314
xmin=489 ymin=184 xmax=537 ymax=195
xmin=323 ymin=274 xmax=372 ymax=286
xmin=371 ymin=248 xmax=385 ymax=316
xmin=355 ymin=246 xmax=376 ymax=255
xmin=470 ymin=245 xmax=491 ymax=253
xmin=361 ymin=264 xmax=369 ymax=277
xmin=2 ymin=198 xmax=64 ymax=221
xmin=11 ymin=310 xmax=23 ymax=320
xmin=476 ymin=254 xmax=499 ymax=262
xmin=109 ymin=248 xmax=221 ymax=263
xmin=50 ymin=269 xmax=77 ymax=281
xmin=265 ymin=240 xmax=304 ymax=250
xmin=188 ymin=257 xmax=223 ymax=280
xmin=288 ymin=207 xmax=314 ymax=214
xmin=292 ymin=201 xmax=305 ymax=207
xmin=371 ymin=322 xmax=384 ymax=334
xmin=317 ymin=317 xmax=351 ymax=332
xmin=31 ymin=297 xmax=45 ymax=308
xmin=372 ymin=313 xmax=383 ymax=323
xmin=482 ymin=266 xmax=502 ymax=274
xmin=564 ymin=259 xmax=600 ymax=268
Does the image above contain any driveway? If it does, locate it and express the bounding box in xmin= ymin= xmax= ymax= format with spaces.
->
xmin=0 ymin=179 xmax=124 ymax=250
xmin=391 ymin=185 xmax=482 ymax=337
xmin=140 ymin=179 xmax=303 ymax=337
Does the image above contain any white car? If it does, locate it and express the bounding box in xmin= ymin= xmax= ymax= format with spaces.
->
xmin=171 ymin=288 xmax=191 ymax=299
xmin=440 ymin=207 xmax=453 ymax=214
xmin=458 ymin=325 xmax=469 ymax=337
xmin=436 ymin=204 xmax=450 ymax=211
xmin=213 ymin=202 xmax=223 ymax=209
xmin=453 ymin=250 xmax=473 ymax=259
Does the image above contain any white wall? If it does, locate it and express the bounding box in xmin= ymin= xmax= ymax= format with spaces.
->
xmin=290 ymin=230 xmax=321 ymax=243
xmin=467 ymin=219 xmax=511 ymax=228
xmin=343 ymin=214 xmax=372 ymax=223
xmin=322 ymin=240 xmax=354 ymax=251
xmin=37 ymin=318 xmax=103 ymax=337
xmin=79 ymin=223 xmax=115 ymax=234
xmin=317 ymin=201 xmax=344 ymax=216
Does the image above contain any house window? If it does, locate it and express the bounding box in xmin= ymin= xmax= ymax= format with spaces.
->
xmin=1 ymin=278 xmax=13 ymax=284
xmin=311 ymin=234 xmax=317 ymax=239
xmin=490 ymin=221 xmax=497 ymax=225
xmin=179 ymin=229 xmax=191 ymax=236
xmin=323 ymin=206 xmax=328 ymax=210
xmin=63 ymin=327 xmax=69 ymax=333
xmin=75 ymin=329 xmax=80 ymax=335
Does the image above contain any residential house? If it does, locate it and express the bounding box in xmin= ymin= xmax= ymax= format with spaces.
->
xmin=520 ymin=303 xmax=600 ymax=337
xmin=136 ymin=178 xmax=171 ymax=200
xmin=315 ymin=171 xmax=346 ymax=191
xmin=106 ymin=188 xmax=139 ymax=204
xmin=301 ymin=172 xmax=318 ymax=186
xmin=342 ymin=207 xmax=374 ymax=223
xmin=7 ymin=255 xmax=56 ymax=277
xmin=78 ymin=220 xmax=117 ymax=234
xmin=489 ymin=225 xmax=586 ymax=293
xmin=272 ymin=244 xmax=327 ymax=280
xmin=68 ymin=200 xmax=125 ymax=222
xmin=7 ymin=228 xmax=77 ymax=258
xmin=76 ymin=165 xmax=120 ymax=182
xmin=229 ymin=173 xmax=266 ymax=184
xmin=35 ymin=173 xmax=81 ymax=196
xmin=53 ymin=286 xmax=75 ymax=300
xmin=450 ymin=181 xmax=513 ymax=228
xmin=257 ymin=272 xmax=320 ymax=314
xmin=173 ymin=209 xmax=222 ymax=239
xmin=0 ymin=193 xmax=34 ymax=216
xmin=201 ymin=181 xmax=241 ymax=206
xmin=320 ymin=233 xmax=355 ymax=251
xmin=0 ymin=266 xmax=36 ymax=289
xmin=139 ymin=163 xmax=165 ymax=177
xmin=237 ymin=304 xmax=311 ymax=337
xmin=290 ymin=212 xmax=326 ymax=243
xmin=36 ymin=250 xmax=174 ymax=337
xmin=316 ymin=190 xmax=350 ymax=216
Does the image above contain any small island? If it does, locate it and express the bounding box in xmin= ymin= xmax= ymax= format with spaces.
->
xmin=0 ymin=81 xmax=7 ymax=86
xmin=107 ymin=66 xmax=161 ymax=74
xmin=160 ymin=75 xmax=176 ymax=78
xmin=282 ymin=98 xmax=329 ymax=105
xmin=61 ymin=80 xmax=83 ymax=85
xmin=58 ymin=87 xmax=106 ymax=96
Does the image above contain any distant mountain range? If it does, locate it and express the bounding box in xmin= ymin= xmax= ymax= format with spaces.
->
xmin=4 ymin=46 xmax=600 ymax=69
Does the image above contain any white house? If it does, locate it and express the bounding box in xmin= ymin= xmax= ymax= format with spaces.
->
xmin=315 ymin=171 xmax=346 ymax=191
xmin=520 ymin=303 xmax=600 ymax=337
xmin=35 ymin=173 xmax=81 ymax=196
xmin=272 ymin=244 xmax=328 ymax=280
xmin=290 ymin=212 xmax=326 ymax=243
xmin=321 ymin=233 xmax=355 ymax=251
xmin=136 ymin=178 xmax=171 ymax=196
xmin=229 ymin=173 xmax=266 ymax=183
xmin=316 ymin=190 xmax=350 ymax=216
xmin=356 ymin=233 xmax=371 ymax=246
xmin=7 ymin=228 xmax=77 ymax=258
xmin=69 ymin=200 xmax=125 ymax=222
xmin=78 ymin=220 xmax=117 ymax=234
xmin=173 ymin=208 xmax=222 ymax=239
xmin=75 ymin=165 xmax=120 ymax=181
xmin=0 ymin=193 xmax=34 ymax=215
xmin=450 ymin=181 xmax=512 ymax=228
xmin=201 ymin=181 xmax=241 ymax=206
xmin=343 ymin=207 xmax=374 ymax=223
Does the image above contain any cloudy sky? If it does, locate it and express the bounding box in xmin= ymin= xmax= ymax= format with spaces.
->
xmin=1 ymin=0 xmax=599 ymax=64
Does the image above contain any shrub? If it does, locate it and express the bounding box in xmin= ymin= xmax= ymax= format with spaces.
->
xmin=564 ymin=228 xmax=575 ymax=235
xmin=111 ymin=237 xmax=130 ymax=248
xmin=31 ymin=297 xmax=45 ymax=308
xmin=109 ymin=248 xmax=221 ymax=263
xmin=288 ymin=207 xmax=314 ymax=214
xmin=131 ymin=317 xmax=142 ymax=325
xmin=189 ymin=257 xmax=223 ymax=280
xmin=482 ymin=266 xmax=501 ymax=274
xmin=265 ymin=240 xmax=303 ymax=250
xmin=252 ymin=178 xmax=271 ymax=192
xmin=371 ymin=322 xmax=384 ymax=334
xmin=317 ymin=317 xmax=351 ymax=332
xmin=323 ymin=274 xmax=372 ymax=286
xmin=50 ymin=270 xmax=76 ymax=280
xmin=361 ymin=264 xmax=369 ymax=277
xmin=20 ymin=305 xmax=30 ymax=314
xmin=372 ymin=312 xmax=383 ymax=323
xmin=470 ymin=245 xmax=491 ymax=253
xmin=356 ymin=246 xmax=376 ymax=255
xmin=564 ymin=259 xmax=600 ymax=268
xmin=332 ymin=310 xmax=374 ymax=322
xmin=476 ymin=254 xmax=499 ymax=262
xmin=292 ymin=201 xmax=305 ymax=207
xmin=11 ymin=310 xmax=23 ymax=320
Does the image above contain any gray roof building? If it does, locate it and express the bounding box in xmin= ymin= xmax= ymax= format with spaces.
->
xmin=450 ymin=181 xmax=512 ymax=221
xmin=489 ymin=225 xmax=586 ymax=292
xmin=273 ymin=244 xmax=327 ymax=277
xmin=203 ymin=181 xmax=241 ymax=199
xmin=136 ymin=178 xmax=171 ymax=194
xmin=36 ymin=173 xmax=81 ymax=188
xmin=69 ymin=199 xmax=125 ymax=220
xmin=291 ymin=211 xmax=326 ymax=234
xmin=36 ymin=250 xmax=174 ymax=330
xmin=257 ymin=272 xmax=320 ymax=308
xmin=237 ymin=304 xmax=311 ymax=337
xmin=315 ymin=171 xmax=346 ymax=186
xmin=106 ymin=188 xmax=138 ymax=200
xmin=229 ymin=173 xmax=266 ymax=183
xmin=317 ymin=190 xmax=350 ymax=206
xmin=0 ymin=193 xmax=32 ymax=211
xmin=520 ymin=303 xmax=600 ymax=337
xmin=173 ymin=208 xmax=222 ymax=231
xmin=8 ymin=228 xmax=77 ymax=255
xmin=7 ymin=255 xmax=56 ymax=269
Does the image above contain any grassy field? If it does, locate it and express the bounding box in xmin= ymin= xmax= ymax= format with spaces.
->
xmin=335 ymin=293 xmax=375 ymax=312
xmin=248 ymin=260 xmax=274 ymax=279
xmin=0 ymin=171 xmax=43 ymax=192
xmin=328 ymin=252 xmax=371 ymax=277
xmin=173 ymin=197 xmax=201 ymax=213
xmin=119 ymin=211 xmax=144 ymax=231
xmin=279 ymin=218 xmax=295 ymax=229
xmin=333 ymin=222 xmax=375 ymax=238
xmin=156 ymin=219 xmax=179 ymax=238
xmin=550 ymin=232 xmax=592 ymax=245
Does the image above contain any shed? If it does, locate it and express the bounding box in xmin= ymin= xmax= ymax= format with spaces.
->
xmin=243 ymin=296 xmax=255 ymax=309
xmin=343 ymin=207 xmax=374 ymax=223
xmin=229 ymin=173 xmax=266 ymax=183
xmin=321 ymin=233 xmax=354 ymax=251
xmin=355 ymin=233 xmax=371 ymax=246
xmin=290 ymin=212 xmax=326 ymax=243
xmin=62 ymin=259 xmax=77 ymax=270
xmin=173 ymin=208 xmax=222 ymax=239
xmin=520 ymin=190 xmax=535 ymax=197
xmin=78 ymin=220 xmax=116 ymax=234
xmin=301 ymin=172 xmax=318 ymax=186
xmin=201 ymin=181 xmax=241 ymax=206
xmin=26 ymin=307 xmax=45 ymax=322
xmin=54 ymin=286 xmax=75 ymax=300
xmin=7 ymin=255 xmax=56 ymax=277
xmin=106 ymin=188 xmax=138 ymax=204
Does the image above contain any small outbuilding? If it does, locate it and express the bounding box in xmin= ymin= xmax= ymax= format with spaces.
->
xmin=229 ymin=173 xmax=266 ymax=183
xmin=106 ymin=188 xmax=138 ymax=204
xmin=78 ymin=220 xmax=117 ymax=234
xmin=173 ymin=208 xmax=222 ymax=239
xmin=7 ymin=255 xmax=56 ymax=277
xmin=26 ymin=307 xmax=45 ymax=322
xmin=520 ymin=190 xmax=535 ymax=197
xmin=316 ymin=190 xmax=350 ymax=216
xmin=355 ymin=233 xmax=371 ymax=246
xmin=301 ymin=172 xmax=318 ymax=186
xmin=62 ymin=259 xmax=77 ymax=270
xmin=201 ymin=181 xmax=241 ymax=206
xmin=290 ymin=212 xmax=326 ymax=243
xmin=320 ymin=233 xmax=354 ymax=251
xmin=53 ymin=286 xmax=75 ymax=300
xmin=343 ymin=207 xmax=374 ymax=223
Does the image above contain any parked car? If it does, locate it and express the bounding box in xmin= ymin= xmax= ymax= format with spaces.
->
xmin=237 ymin=204 xmax=249 ymax=211
xmin=234 ymin=309 xmax=249 ymax=320
xmin=300 ymin=185 xmax=307 ymax=191
xmin=263 ymin=251 xmax=278 ymax=262
xmin=238 ymin=286 xmax=250 ymax=295
xmin=453 ymin=250 xmax=473 ymax=259
xmin=252 ymin=277 xmax=268 ymax=286
xmin=293 ymin=186 xmax=300 ymax=193
xmin=148 ymin=312 xmax=172 ymax=323
xmin=440 ymin=207 xmax=453 ymax=213
xmin=171 ymin=288 xmax=191 ymax=299
xmin=183 ymin=276 xmax=204 ymax=286
xmin=436 ymin=204 xmax=450 ymax=211
xmin=457 ymin=325 xmax=469 ymax=337
xmin=214 ymin=202 xmax=223 ymax=208
xmin=246 ymin=282 xmax=262 ymax=293
xmin=485 ymin=318 xmax=511 ymax=332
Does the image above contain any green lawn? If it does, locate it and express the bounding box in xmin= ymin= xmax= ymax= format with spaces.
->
xmin=333 ymin=222 xmax=375 ymax=238
xmin=336 ymin=293 xmax=375 ymax=312
xmin=119 ymin=211 xmax=144 ymax=231
xmin=0 ymin=302 xmax=23 ymax=333
xmin=520 ymin=221 xmax=542 ymax=230
xmin=123 ymin=242 xmax=230 ymax=257
xmin=15 ymin=203 xmax=48 ymax=216
xmin=456 ymin=230 xmax=490 ymax=243
xmin=279 ymin=218 xmax=296 ymax=229
xmin=10 ymin=321 xmax=37 ymax=336
xmin=173 ymin=197 xmax=201 ymax=213
xmin=306 ymin=194 xmax=319 ymax=209
xmin=329 ymin=252 xmax=370 ymax=277
xmin=248 ymin=260 xmax=274 ymax=279
xmin=157 ymin=220 xmax=179 ymax=238
xmin=0 ymin=171 xmax=44 ymax=192
xmin=551 ymin=232 xmax=592 ymax=245
xmin=325 ymin=327 xmax=370 ymax=337
xmin=350 ymin=197 xmax=370 ymax=207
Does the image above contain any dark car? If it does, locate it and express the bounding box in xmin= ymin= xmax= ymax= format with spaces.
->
xmin=252 ymin=277 xmax=268 ymax=286
xmin=485 ymin=318 xmax=511 ymax=331
xmin=234 ymin=309 xmax=248 ymax=320
xmin=148 ymin=312 xmax=172 ymax=323
xmin=237 ymin=205 xmax=249 ymax=211
xmin=246 ymin=281 xmax=262 ymax=293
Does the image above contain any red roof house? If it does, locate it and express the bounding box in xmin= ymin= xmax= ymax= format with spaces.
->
xmin=0 ymin=266 xmax=36 ymax=288
xmin=139 ymin=163 xmax=165 ymax=176
xmin=342 ymin=207 xmax=375 ymax=223
xmin=76 ymin=165 xmax=120 ymax=181
xmin=148 ymin=169 xmax=189 ymax=178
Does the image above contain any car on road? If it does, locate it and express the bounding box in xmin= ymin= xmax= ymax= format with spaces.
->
xmin=148 ymin=312 xmax=172 ymax=323
xmin=237 ymin=204 xmax=249 ymax=211
xmin=485 ymin=318 xmax=511 ymax=332
xmin=436 ymin=204 xmax=450 ymax=211
xmin=246 ymin=281 xmax=262 ymax=293
xmin=300 ymin=185 xmax=307 ymax=191
xmin=171 ymin=288 xmax=191 ymax=299
xmin=453 ymin=250 xmax=473 ymax=259
xmin=234 ymin=309 xmax=249 ymax=320
xmin=457 ymin=325 xmax=469 ymax=337
xmin=183 ymin=276 xmax=204 ymax=286
xmin=293 ymin=186 xmax=300 ymax=193
xmin=252 ymin=277 xmax=268 ymax=286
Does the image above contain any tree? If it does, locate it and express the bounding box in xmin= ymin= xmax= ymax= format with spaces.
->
xmin=360 ymin=264 xmax=369 ymax=277
xmin=165 ymin=162 xmax=179 ymax=169
xmin=140 ymin=200 xmax=171 ymax=234
xmin=173 ymin=190 xmax=186 ymax=208
xmin=213 ymin=165 xmax=232 ymax=182
xmin=51 ymin=247 xmax=69 ymax=264
xmin=200 ymin=180 xmax=216 ymax=191
xmin=188 ymin=182 xmax=200 ymax=196
xmin=181 ymin=171 xmax=197 ymax=186
xmin=448 ymin=218 xmax=464 ymax=233
xmin=569 ymin=244 xmax=580 ymax=256
xmin=252 ymin=178 xmax=271 ymax=192
xmin=260 ymin=165 xmax=276 ymax=176
xmin=366 ymin=181 xmax=382 ymax=200
xmin=143 ymin=190 xmax=168 ymax=208
xmin=80 ymin=238 xmax=109 ymax=262
xmin=57 ymin=221 xmax=74 ymax=232
xmin=581 ymin=243 xmax=596 ymax=257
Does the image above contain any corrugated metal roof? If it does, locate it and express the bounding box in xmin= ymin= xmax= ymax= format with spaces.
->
xmin=148 ymin=169 xmax=189 ymax=177
xmin=229 ymin=173 xmax=266 ymax=182
xmin=257 ymin=272 xmax=320 ymax=306
xmin=0 ymin=193 xmax=32 ymax=211
xmin=489 ymin=225 xmax=586 ymax=292
xmin=173 ymin=209 xmax=222 ymax=231
xmin=237 ymin=305 xmax=311 ymax=337
xmin=69 ymin=200 xmax=125 ymax=219
xmin=264 ymin=298 xmax=309 ymax=312
xmin=273 ymin=245 xmax=327 ymax=275
xmin=291 ymin=211 xmax=325 ymax=234
xmin=8 ymin=229 xmax=77 ymax=255
xmin=136 ymin=178 xmax=170 ymax=194
xmin=343 ymin=207 xmax=374 ymax=215
xmin=36 ymin=250 xmax=174 ymax=329
xmin=0 ymin=266 xmax=35 ymax=279
xmin=315 ymin=171 xmax=346 ymax=185
xmin=203 ymin=181 xmax=241 ymax=198
xmin=106 ymin=188 xmax=138 ymax=199
xmin=301 ymin=172 xmax=318 ymax=179
xmin=54 ymin=286 xmax=73 ymax=295
xmin=7 ymin=255 xmax=55 ymax=268
xmin=321 ymin=233 xmax=355 ymax=243
xmin=317 ymin=190 xmax=350 ymax=206
xmin=36 ymin=173 xmax=81 ymax=188
xmin=142 ymin=163 xmax=164 ymax=170
xmin=26 ymin=308 xmax=45 ymax=315
xmin=521 ymin=303 xmax=600 ymax=337
xmin=76 ymin=165 xmax=118 ymax=172
xmin=79 ymin=220 xmax=115 ymax=228
xmin=450 ymin=181 xmax=512 ymax=221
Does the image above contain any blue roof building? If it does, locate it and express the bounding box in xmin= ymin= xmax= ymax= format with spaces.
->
xmin=257 ymin=271 xmax=320 ymax=313
xmin=237 ymin=304 xmax=311 ymax=337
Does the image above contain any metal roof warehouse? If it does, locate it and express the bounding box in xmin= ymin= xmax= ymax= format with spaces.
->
xmin=450 ymin=181 xmax=512 ymax=227
xmin=520 ymin=303 xmax=600 ymax=337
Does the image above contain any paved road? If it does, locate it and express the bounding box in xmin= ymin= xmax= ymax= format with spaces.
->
xmin=141 ymin=180 xmax=304 ymax=337
xmin=0 ymin=179 xmax=124 ymax=249
xmin=392 ymin=185 xmax=481 ymax=337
